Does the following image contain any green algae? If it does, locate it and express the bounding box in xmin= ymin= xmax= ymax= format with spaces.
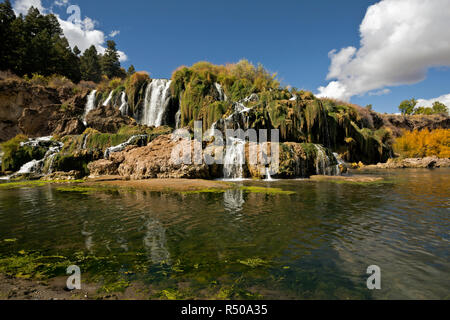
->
xmin=240 ymin=186 xmax=295 ymax=195
xmin=0 ymin=180 xmax=84 ymax=190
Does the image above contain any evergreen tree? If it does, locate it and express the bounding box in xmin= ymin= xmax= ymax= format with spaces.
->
xmin=80 ymin=45 xmax=102 ymax=82
xmin=73 ymin=46 xmax=81 ymax=56
xmin=0 ymin=0 xmax=17 ymax=71
xmin=101 ymin=40 xmax=125 ymax=79
xmin=127 ymin=65 xmax=136 ymax=76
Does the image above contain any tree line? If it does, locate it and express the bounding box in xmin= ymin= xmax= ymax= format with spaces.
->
xmin=398 ymin=98 xmax=448 ymax=116
xmin=0 ymin=0 xmax=134 ymax=83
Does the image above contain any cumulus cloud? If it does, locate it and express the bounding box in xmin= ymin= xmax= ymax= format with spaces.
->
xmin=13 ymin=0 xmax=44 ymax=15
xmin=317 ymin=0 xmax=450 ymax=101
xmin=416 ymin=94 xmax=450 ymax=109
xmin=13 ymin=0 xmax=127 ymax=62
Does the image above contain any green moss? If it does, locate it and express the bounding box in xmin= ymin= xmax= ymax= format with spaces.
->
xmin=0 ymin=180 xmax=83 ymax=189
xmin=56 ymin=185 xmax=120 ymax=194
xmin=0 ymin=135 xmax=47 ymax=172
xmin=240 ymin=186 xmax=295 ymax=195
xmin=182 ymin=188 xmax=227 ymax=194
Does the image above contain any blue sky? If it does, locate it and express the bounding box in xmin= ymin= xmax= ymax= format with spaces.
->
xmin=13 ymin=0 xmax=450 ymax=113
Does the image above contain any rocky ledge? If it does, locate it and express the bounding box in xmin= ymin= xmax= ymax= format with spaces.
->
xmin=365 ymin=156 xmax=450 ymax=169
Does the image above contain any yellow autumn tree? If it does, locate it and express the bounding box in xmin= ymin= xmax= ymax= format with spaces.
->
xmin=394 ymin=129 xmax=450 ymax=158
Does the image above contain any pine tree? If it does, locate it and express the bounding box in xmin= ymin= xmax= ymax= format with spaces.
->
xmin=127 ymin=65 xmax=136 ymax=76
xmin=80 ymin=45 xmax=102 ymax=82
xmin=0 ymin=0 xmax=17 ymax=71
xmin=101 ymin=40 xmax=125 ymax=79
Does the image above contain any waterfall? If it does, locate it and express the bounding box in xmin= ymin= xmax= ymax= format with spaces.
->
xmin=214 ymin=83 xmax=228 ymax=101
xmin=140 ymin=79 xmax=172 ymax=127
xmin=175 ymin=109 xmax=181 ymax=129
xmin=223 ymin=137 xmax=246 ymax=180
xmin=104 ymin=135 xmax=148 ymax=159
xmin=103 ymin=90 xmax=114 ymax=106
xmin=119 ymin=91 xmax=129 ymax=116
xmin=14 ymin=142 xmax=63 ymax=176
xmin=333 ymin=152 xmax=345 ymax=175
xmin=264 ymin=167 xmax=274 ymax=181
xmin=83 ymin=90 xmax=97 ymax=126
xmin=314 ymin=145 xmax=340 ymax=176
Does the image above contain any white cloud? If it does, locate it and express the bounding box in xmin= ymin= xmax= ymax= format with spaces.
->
xmin=109 ymin=30 xmax=120 ymax=38
xmin=53 ymin=0 xmax=69 ymax=7
xmin=13 ymin=0 xmax=127 ymax=62
xmin=416 ymin=94 xmax=450 ymax=109
xmin=317 ymin=0 xmax=450 ymax=101
xmin=368 ymin=88 xmax=391 ymax=96
xmin=13 ymin=0 xmax=44 ymax=15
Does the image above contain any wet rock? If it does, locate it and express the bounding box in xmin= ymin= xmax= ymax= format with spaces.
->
xmin=41 ymin=170 xmax=82 ymax=180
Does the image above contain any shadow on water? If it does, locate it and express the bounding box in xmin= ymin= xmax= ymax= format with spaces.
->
xmin=0 ymin=168 xmax=449 ymax=299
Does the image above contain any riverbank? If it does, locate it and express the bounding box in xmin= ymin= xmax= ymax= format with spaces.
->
xmin=362 ymin=156 xmax=450 ymax=169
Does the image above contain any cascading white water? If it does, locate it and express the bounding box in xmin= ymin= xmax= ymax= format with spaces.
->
xmin=103 ymin=90 xmax=114 ymax=106
xmin=104 ymin=135 xmax=148 ymax=159
xmin=119 ymin=91 xmax=129 ymax=116
xmin=314 ymin=145 xmax=340 ymax=176
xmin=14 ymin=142 xmax=63 ymax=176
xmin=223 ymin=137 xmax=246 ymax=180
xmin=140 ymin=79 xmax=172 ymax=127
xmin=333 ymin=152 xmax=345 ymax=175
xmin=214 ymin=83 xmax=228 ymax=101
xmin=175 ymin=109 xmax=181 ymax=129
xmin=264 ymin=167 xmax=274 ymax=181
xmin=83 ymin=90 xmax=97 ymax=126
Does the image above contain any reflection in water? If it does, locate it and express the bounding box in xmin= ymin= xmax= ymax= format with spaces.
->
xmin=143 ymin=217 xmax=170 ymax=265
xmin=0 ymin=169 xmax=449 ymax=299
xmin=223 ymin=189 xmax=245 ymax=213
xmin=81 ymin=221 xmax=94 ymax=253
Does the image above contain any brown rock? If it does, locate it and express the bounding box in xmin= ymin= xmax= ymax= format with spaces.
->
xmin=87 ymin=159 xmax=119 ymax=176
xmin=85 ymin=105 xmax=135 ymax=133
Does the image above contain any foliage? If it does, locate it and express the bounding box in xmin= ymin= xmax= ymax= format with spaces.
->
xmin=80 ymin=45 xmax=102 ymax=83
xmin=394 ymin=129 xmax=450 ymax=158
xmin=0 ymin=2 xmax=81 ymax=82
xmin=100 ymin=40 xmax=126 ymax=79
xmin=0 ymin=1 xmax=126 ymax=83
xmin=414 ymin=101 xmax=448 ymax=115
xmin=398 ymin=98 xmax=417 ymax=115
xmin=124 ymin=71 xmax=150 ymax=113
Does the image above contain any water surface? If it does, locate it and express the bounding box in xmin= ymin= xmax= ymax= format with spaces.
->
xmin=0 ymin=169 xmax=449 ymax=299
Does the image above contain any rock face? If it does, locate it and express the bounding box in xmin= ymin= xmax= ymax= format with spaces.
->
xmin=381 ymin=114 xmax=450 ymax=137
xmin=366 ymin=157 xmax=450 ymax=169
xmin=0 ymin=79 xmax=90 ymax=141
xmin=85 ymin=105 xmax=136 ymax=133
xmin=88 ymin=135 xmax=212 ymax=179
xmin=87 ymin=134 xmax=339 ymax=180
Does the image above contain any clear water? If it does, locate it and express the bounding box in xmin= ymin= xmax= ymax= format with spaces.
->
xmin=0 ymin=169 xmax=449 ymax=299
